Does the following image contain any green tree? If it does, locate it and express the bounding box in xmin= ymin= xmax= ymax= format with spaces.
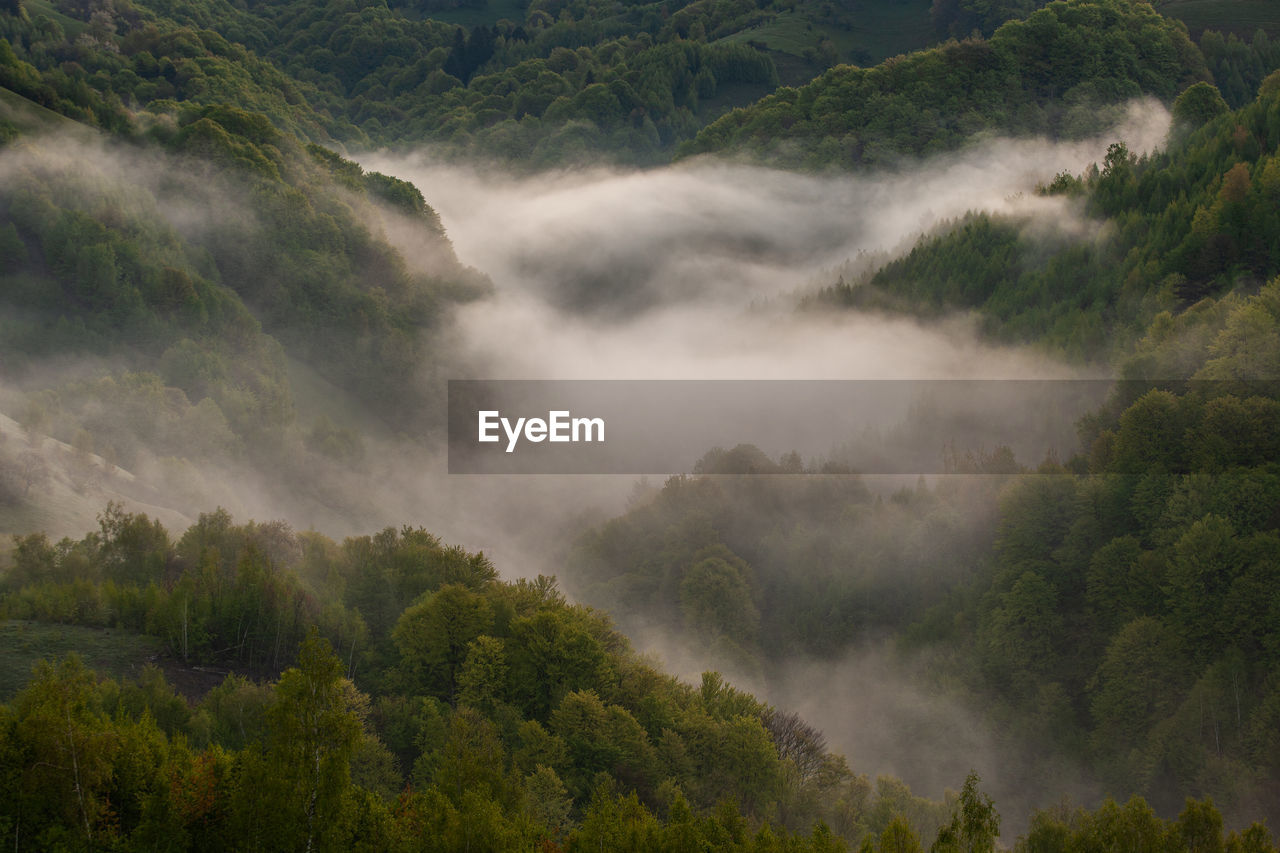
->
xmin=1174 ymin=798 xmax=1225 ymax=853
xmin=1165 ymin=515 xmax=1238 ymax=656
xmin=506 ymin=608 xmax=611 ymax=718
xmin=97 ymin=501 xmax=171 ymax=586
xmin=679 ymin=553 xmax=760 ymax=646
xmin=1173 ymin=82 xmax=1229 ymax=130
xmin=432 ymin=706 xmax=509 ymax=806
xmin=10 ymin=656 xmax=117 ymax=846
xmin=392 ymin=584 xmax=493 ymax=703
xmin=525 ymin=764 xmax=573 ymax=841
xmin=1090 ymin=617 xmax=1186 ymax=758
xmin=979 ymin=571 xmax=1061 ymax=689
xmin=931 ymin=772 xmax=999 ymax=853
xmin=882 ymin=814 xmax=925 ymax=853
xmin=456 ymin=635 xmax=507 ymax=711
xmin=253 ymin=630 xmax=362 ymax=853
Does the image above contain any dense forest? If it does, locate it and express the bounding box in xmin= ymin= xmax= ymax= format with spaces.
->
xmin=682 ymin=0 xmax=1209 ymax=167
xmin=3 ymin=0 xmax=1280 ymax=846
xmin=0 ymin=507 xmax=1275 ymax=851
xmin=569 ymin=22 xmax=1280 ymax=841
xmin=0 ymin=507 xmax=874 ymax=850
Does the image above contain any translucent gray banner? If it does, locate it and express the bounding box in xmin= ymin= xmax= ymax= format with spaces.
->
xmin=444 ymin=379 xmax=1192 ymax=475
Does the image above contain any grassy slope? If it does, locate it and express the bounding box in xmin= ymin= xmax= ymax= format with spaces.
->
xmin=17 ymin=0 xmax=89 ymax=38
xmin=0 ymin=86 xmax=94 ymax=138
xmin=421 ymin=0 xmax=936 ymax=86
xmin=1156 ymin=0 xmax=1280 ymax=37
xmin=716 ymin=0 xmax=936 ymax=66
xmin=411 ymin=0 xmax=527 ymax=27
xmin=0 ymin=408 xmax=195 ymax=542
xmin=0 ymin=620 xmax=162 ymax=699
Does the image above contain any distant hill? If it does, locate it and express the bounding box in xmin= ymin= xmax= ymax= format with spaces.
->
xmin=680 ymin=0 xmax=1206 ymax=169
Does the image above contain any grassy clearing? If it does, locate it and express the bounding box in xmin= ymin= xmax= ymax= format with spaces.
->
xmin=0 ymin=86 xmax=92 ymax=138
xmin=418 ymin=0 xmax=935 ymax=64
xmin=0 ymin=620 xmax=162 ymax=700
xmin=19 ymin=0 xmax=90 ymax=38
xmin=418 ymin=0 xmax=527 ymax=28
xmin=1157 ymin=0 xmax=1280 ymax=38
xmin=718 ymin=0 xmax=935 ymax=67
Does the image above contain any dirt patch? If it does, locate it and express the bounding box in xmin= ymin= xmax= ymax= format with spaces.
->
xmin=156 ymin=658 xmax=246 ymax=703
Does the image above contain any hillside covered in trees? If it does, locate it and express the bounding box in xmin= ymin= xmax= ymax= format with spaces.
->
xmin=0 ymin=506 xmax=970 ymax=850
xmin=570 ymin=47 xmax=1280 ymax=841
xmin=683 ymin=0 xmax=1210 ymax=167
xmin=2 ymin=0 xmax=1274 ymax=166
xmin=3 ymin=0 xmax=1280 ymax=847
xmin=0 ymin=507 xmax=1276 ymax=852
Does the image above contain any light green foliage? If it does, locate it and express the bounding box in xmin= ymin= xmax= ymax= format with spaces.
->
xmin=0 ymin=508 xmax=894 ymax=849
xmin=456 ymin=634 xmax=508 ymax=710
xmin=551 ymin=688 xmax=656 ymax=800
xmin=882 ymin=815 xmax=925 ymax=853
xmin=931 ymin=772 xmax=999 ymax=853
xmin=1019 ymin=796 xmax=1171 ymax=851
xmin=392 ymin=584 xmax=494 ymax=703
xmin=251 ymin=630 xmax=363 ymax=852
xmin=525 ymin=763 xmax=574 ymax=839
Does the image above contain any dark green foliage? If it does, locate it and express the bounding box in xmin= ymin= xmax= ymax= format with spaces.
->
xmin=683 ymin=0 xmax=1206 ymax=169
xmin=1198 ymin=28 xmax=1280 ymax=109
xmin=1174 ymin=80 xmax=1230 ymax=129
xmin=909 ymin=366 xmax=1280 ymax=817
xmin=571 ymin=277 xmax=1280 ymax=824
xmin=814 ymin=77 xmax=1280 ymax=361
xmin=932 ymin=0 xmax=1052 ymax=38
xmin=0 ymin=0 xmax=1273 ymax=172
xmin=95 ymin=0 xmax=794 ymax=165
xmin=4 ymin=0 xmax=1280 ymax=841
xmin=1017 ymin=795 xmax=1277 ymax=852
xmin=363 ymin=171 xmax=445 ymax=233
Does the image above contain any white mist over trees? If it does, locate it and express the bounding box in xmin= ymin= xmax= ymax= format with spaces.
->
xmin=3 ymin=0 xmax=1280 ymax=844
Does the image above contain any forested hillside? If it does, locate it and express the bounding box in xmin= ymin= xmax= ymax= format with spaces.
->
xmin=1 ymin=507 xmax=1276 ymax=851
xmin=2 ymin=0 xmax=802 ymax=165
xmin=3 ymin=0 xmax=1280 ymax=846
xmin=682 ymin=0 xmax=1207 ymax=168
xmin=0 ymin=506 xmax=944 ymax=850
xmin=0 ymin=100 xmax=490 ymax=534
xmin=8 ymin=0 xmax=1265 ymax=167
xmin=571 ymin=50 xmax=1280 ymax=838
xmin=818 ymin=67 xmax=1280 ymax=356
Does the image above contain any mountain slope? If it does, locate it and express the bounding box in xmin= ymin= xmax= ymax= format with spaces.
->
xmin=681 ymin=0 xmax=1206 ymax=169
